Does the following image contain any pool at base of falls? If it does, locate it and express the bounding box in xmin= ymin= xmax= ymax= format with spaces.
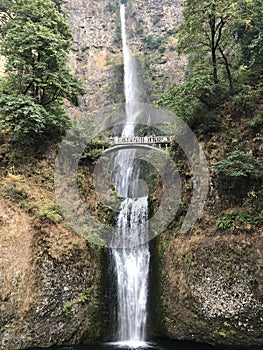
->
xmin=34 ymin=338 xmax=262 ymax=350
xmin=107 ymin=340 xmax=152 ymax=348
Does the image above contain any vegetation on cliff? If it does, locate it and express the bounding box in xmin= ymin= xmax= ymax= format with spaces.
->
xmin=0 ymin=0 xmax=262 ymax=348
xmin=0 ymin=1 xmax=101 ymax=349
xmin=155 ymin=1 xmax=262 ymax=346
xmin=156 ymin=0 xmax=262 ymax=229
xmin=157 ymin=0 xmax=263 ymax=128
xmin=0 ymin=0 xmax=85 ymax=146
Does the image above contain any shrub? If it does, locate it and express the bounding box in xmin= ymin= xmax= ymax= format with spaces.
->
xmin=250 ymin=115 xmax=263 ymax=129
xmin=63 ymin=301 xmax=72 ymax=314
xmin=216 ymin=216 xmax=235 ymax=232
xmin=37 ymin=203 xmax=62 ymax=224
xmin=156 ymin=74 xmax=222 ymax=127
xmin=79 ymin=295 xmax=88 ymax=303
xmin=0 ymin=95 xmax=47 ymax=139
xmin=145 ymin=35 xmax=166 ymax=53
xmin=0 ymin=95 xmax=70 ymax=145
xmin=216 ymin=211 xmax=263 ymax=233
xmin=213 ymin=150 xmax=261 ymax=177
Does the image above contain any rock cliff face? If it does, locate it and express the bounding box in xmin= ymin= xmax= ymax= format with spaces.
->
xmin=158 ymin=233 xmax=263 ymax=347
xmin=0 ymin=170 xmax=102 ymax=349
xmin=63 ymin=0 xmax=186 ymax=113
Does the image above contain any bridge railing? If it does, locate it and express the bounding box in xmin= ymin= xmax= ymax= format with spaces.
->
xmin=107 ymin=136 xmax=171 ymax=145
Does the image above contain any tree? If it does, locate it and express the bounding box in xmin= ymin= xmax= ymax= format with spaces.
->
xmin=0 ymin=0 xmax=85 ymax=144
xmin=157 ymin=0 xmax=262 ymax=130
xmin=176 ymin=0 xmax=249 ymax=90
xmin=236 ymin=0 xmax=263 ymax=81
xmin=156 ymin=74 xmax=215 ymax=125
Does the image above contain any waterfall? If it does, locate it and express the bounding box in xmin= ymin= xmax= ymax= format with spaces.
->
xmin=120 ymin=3 xmax=140 ymax=136
xmin=110 ymin=3 xmax=150 ymax=346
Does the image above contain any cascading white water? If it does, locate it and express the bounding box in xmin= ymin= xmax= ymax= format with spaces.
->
xmin=120 ymin=3 xmax=140 ymax=137
xmin=110 ymin=3 xmax=150 ymax=346
xmin=112 ymin=196 xmax=150 ymax=343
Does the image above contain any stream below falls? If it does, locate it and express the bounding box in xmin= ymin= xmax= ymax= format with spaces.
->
xmin=30 ymin=338 xmax=262 ymax=350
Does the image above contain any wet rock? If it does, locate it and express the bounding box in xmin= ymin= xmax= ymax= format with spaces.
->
xmin=159 ymin=234 xmax=263 ymax=347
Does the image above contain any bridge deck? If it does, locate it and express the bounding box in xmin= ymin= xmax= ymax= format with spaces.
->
xmin=107 ymin=136 xmax=171 ymax=146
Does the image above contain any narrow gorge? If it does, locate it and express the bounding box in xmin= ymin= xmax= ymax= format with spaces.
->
xmin=0 ymin=0 xmax=262 ymax=349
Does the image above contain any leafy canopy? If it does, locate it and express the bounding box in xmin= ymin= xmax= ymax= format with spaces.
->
xmin=156 ymin=0 xmax=263 ymax=128
xmin=0 ymin=0 xmax=85 ymax=144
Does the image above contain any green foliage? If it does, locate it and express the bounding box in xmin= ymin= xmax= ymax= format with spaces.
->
xmin=177 ymin=0 xmax=263 ymax=86
xmin=79 ymin=294 xmax=88 ymax=303
xmin=61 ymin=117 xmax=109 ymax=164
xmin=250 ymin=115 xmax=263 ymax=129
xmin=213 ymin=151 xmax=261 ymax=177
xmin=0 ymin=0 xmax=85 ymax=145
xmin=217 ymin=330 xmax=227 ymax=338
xmin=237 ymin=0 xmax=263 ymax=79
xmin=0 ymin=324 xmax=11 ymax=332
xmin=63 ymin=301 xmax=72 ymax=314
xmin=216 ymin=216 xmax=236 ymax=232
xmin=156 ymin=0 xmax=263 ymax=134
xmin=216 ymin=211 xmax=263 ymax=232
xmin=217 ymin=321 xmax=237 ymax=338
xmin=0 ymin=94 xmax=47 ymax=138
xmin=156 ymin=74 xmax=218 ymax=125
xmin=145 ymin=35 xmax=166 ymax=53
xmin=223 ymin=321 xmax=231 ymax=328
xmin=217 ymin=327 xmax=236 ymax=337
xmin=53 ymin=0 xmax=66 ymax=11
xmin=0 ymin=94 xmax=71 ymax=144
xmin=230 ymin=84 xmax=263 ymax=118
xmin=177 ymin=0 xmax=242 ymax=87
xmin=37 ymin=203 xmax=62 ymax=224
xmin=114 ymin=26 xmax=122 ymax=44
xmin=83 ymin=286 xmax=100 ymax=318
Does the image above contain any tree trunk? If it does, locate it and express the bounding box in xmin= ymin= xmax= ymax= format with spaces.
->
xmin=219 ymin=46 xmax=233 ymax=91
xmin=209 ymin=13 xmax=218 ymax=84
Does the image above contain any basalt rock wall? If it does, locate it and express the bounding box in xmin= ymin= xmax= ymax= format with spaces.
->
xmin=63 ymin=0 xmax=186 ymax=114
xmin=157 ymin=232 xmax=263 ymax=347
